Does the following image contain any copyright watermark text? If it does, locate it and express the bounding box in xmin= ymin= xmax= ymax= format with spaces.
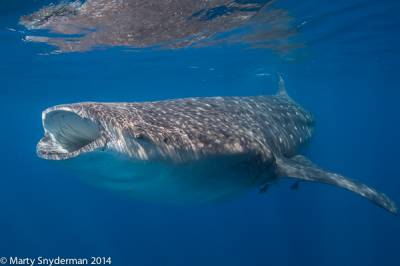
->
xmin=0 ymin=257 xmax=112 ymax=266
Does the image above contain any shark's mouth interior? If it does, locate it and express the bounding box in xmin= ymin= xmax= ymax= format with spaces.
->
xmin=38 ymin=110 xmax=103 ymax=159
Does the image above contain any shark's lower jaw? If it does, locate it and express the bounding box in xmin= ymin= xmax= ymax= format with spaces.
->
xmin=37 ymin=108 xmax=106 ymax=160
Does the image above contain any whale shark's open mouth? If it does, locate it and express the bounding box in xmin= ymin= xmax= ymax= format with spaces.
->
xmin=37 ymin=108 xmax=106 ymax=160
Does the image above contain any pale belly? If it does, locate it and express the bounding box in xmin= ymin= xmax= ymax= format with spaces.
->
xmin=55 ymin=151 xmax=273 ymax=204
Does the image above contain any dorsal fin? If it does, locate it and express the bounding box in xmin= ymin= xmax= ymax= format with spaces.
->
xmin=277 ymin=73 xmax=290 ymax=98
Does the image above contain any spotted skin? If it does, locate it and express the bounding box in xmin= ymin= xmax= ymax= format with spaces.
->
xmin=38 ymin=95 xmax=312 ymax=161
xmin=37 ymin=79 xmax=397 ymax=214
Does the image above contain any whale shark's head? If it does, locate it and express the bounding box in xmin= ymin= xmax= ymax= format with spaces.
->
xmin=37 ymin=104 xmax=111 ymax=160
xmin=37 ymin=103 xmax=165 ymax=162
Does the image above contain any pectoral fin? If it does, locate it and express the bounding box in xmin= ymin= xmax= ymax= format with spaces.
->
xmin=275 ymin=156 xmax=398 ymax=215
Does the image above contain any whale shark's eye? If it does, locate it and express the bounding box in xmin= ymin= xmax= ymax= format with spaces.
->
xmin=43 ymin=110 xmax=101 ymax=153
xmin=136 ymin=133 xmax=145 ymax=140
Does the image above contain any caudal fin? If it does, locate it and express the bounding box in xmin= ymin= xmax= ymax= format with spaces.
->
xmin=276 ymin=155 xmax=398 ymax=215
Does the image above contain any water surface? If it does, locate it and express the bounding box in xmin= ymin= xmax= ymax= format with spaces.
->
xmin=0 ymin=0 xmax=399 ymax=265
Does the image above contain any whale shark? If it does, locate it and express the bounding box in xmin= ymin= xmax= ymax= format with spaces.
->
xmin=37 ymin=76 xmax=397 ymax=214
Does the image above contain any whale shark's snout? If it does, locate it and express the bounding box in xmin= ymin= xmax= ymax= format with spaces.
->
xmin=37 ymin=106 xmax=107 ymax=160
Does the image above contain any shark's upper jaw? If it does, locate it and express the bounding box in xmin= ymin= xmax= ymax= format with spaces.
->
xmin=37 ymin=107 xmax=107 ymax=160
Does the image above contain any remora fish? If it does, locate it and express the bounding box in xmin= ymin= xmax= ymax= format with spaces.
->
xmin=37 ymin=77 xmax=397 ymax=214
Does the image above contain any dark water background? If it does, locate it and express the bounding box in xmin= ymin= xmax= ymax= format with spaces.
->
xmin=1 ymin=0 xmax=400 ymax=265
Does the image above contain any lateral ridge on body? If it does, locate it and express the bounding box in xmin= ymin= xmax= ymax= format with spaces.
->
xmin=37 ymin=76 xmax=397 ymax=214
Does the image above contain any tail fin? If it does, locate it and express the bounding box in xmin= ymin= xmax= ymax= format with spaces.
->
xmin=276 ymin=155 xmax=398 ymax=215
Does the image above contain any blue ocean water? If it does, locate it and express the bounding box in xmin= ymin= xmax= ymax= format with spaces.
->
xmin=1 ymin=1 xmax=399 ymax=266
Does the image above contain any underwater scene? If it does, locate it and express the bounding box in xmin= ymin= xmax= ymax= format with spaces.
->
xmin=0 ymin=0 xmax=399 ymax=265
